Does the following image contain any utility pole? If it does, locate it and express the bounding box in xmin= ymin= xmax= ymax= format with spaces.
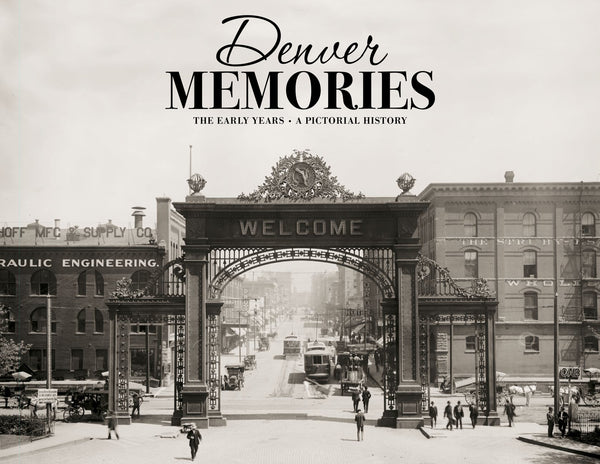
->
xmin=46 ymin=295 xmax=53 ymax=427
xmin=553 ymin=203 xmax=560 ymax=417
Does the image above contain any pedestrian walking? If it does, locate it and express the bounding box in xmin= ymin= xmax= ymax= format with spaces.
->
xmin=186 ymin=423 xmax=202 ymax=461
xmin=546 ymin=407 xmax=555 ymax=437
xmin=361 ymin=386 xmax=371 ymax=413
xmin=131 ymin=392 xmax=141 ymax=418
xmin=468 ymin=403 xmax=478 ymax=429
xmin=354 ymin=408 xmax=365 ymax=441
xmin=453 ymin=401 xmax=464 ymax=429
xmin=503 ymin=399 xmax=516 ymax=427
xmin=558 ymin=406 xmax=569 ymax=437
xmin=107 ymin=413 xmax=119 ymax=440
xmin=444 ymin=401 xmax=453 ymax=430
xmin=351 ymin=388 xmax=361 ymax=413
xmin=3 ymin=386 xmax=11 ymax=408
xmin=428 ymin=401 xmax=438 ymax=428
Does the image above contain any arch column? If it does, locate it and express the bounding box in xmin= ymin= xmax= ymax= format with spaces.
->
xmin=181 ymin=244 xmax=210 ymax=428
xmin=394 ymin=243 xmax=424 ymax=428
xmin=108 ymin=308 xmax=131 ymax=424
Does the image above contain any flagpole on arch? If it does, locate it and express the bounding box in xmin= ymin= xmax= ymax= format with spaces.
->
xmin=189 ymin=145 xmax=193 ymax=195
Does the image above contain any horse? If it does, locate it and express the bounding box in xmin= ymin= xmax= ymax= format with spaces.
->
xmin=27 ymin=395 xmax=57 ymax=419
xmin=507 ymin=385 xmax=536 ymax=406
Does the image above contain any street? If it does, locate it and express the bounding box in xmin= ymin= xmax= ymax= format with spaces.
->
xmin=1 ymin=319 xmax=597 ymax=463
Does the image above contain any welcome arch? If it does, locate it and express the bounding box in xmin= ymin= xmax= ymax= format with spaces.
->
xmin=106 ymin=151 xmax=499 ymax=429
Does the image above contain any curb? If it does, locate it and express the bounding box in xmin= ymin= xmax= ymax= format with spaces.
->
xmin=418 ymin=426 xmax=431 ymax=439
xmin=0 ymin=437 xmax=93 ymax=460
xmin=517 ymin=436 xmax=600 ymax=459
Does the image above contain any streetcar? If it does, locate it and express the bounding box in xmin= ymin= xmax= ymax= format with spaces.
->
xmin=303 ymin=341 xmax=334 ymax=382
xmin=283 ymin=334 xmax=302 ymax=356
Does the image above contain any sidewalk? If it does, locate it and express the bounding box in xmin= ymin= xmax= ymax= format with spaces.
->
xmin=517 ymin=433 xmax=600 ymax=459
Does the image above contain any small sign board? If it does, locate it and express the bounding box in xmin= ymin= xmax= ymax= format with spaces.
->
xmin=559 ymin=366 xmax=581 ymax=380
xmin=37 ymin=388 xmax=58 ymax=403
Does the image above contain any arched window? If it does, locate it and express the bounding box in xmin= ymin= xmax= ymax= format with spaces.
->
xmin=465 ymin=335 xmax=476 ymax=351
xmin=583 ymin=292 xmax=598 ymax=320
xmin=0 ymin=269 xmax=16 ymax=295
xmin=524 ymin=291 xmax=538 ymax=320
xmin=582 ymin=250 xmax=597 ymax=279
xmin=1 ymin=309 xmax=15 ymax=333
xmin=76 ymin=308 xmax=86 ymax=333
xmin=94 ymin=309 xmax=104 ymax=333
xmin=584 ymin=336 xmax=599 ymax=352
xmin=464 ymin=250 xmax=478 ymax=278
xmin=30 ymin=307 xmax=56 ymax=333
xmin=95 ymin=271 xmax=104 ymax=296
xmin=582 ymin=212 xmax=596 ymax=237
xmin=525 ymin=335 xmax=539 ymax=352
xmin=523 ymin=250 xmax=537 ymax=278
xmin=130 ymin=270 xmax=151 ymax=291
xmin=77 ymin=271 xmax=87 ymax=296
xmin=523 ymin=213 xmax=536 ymax=237
xmin=31 ymin=269 xmax=57 ymax=295
xmin=464 ymin=213 xmax=477 ymax=237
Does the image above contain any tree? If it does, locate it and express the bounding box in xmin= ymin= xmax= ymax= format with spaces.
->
xmin=0 ymin=304 xmax=31 ymax=376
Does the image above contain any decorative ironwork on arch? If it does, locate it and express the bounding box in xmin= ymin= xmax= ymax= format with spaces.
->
xmin=208 ymin=247 xmax=396 ymax=299
xmin=237 ymin=150 xmax=365 ymax=202
xmin=417 ymin=253 xmax=495 ymax=299
xmin=112 ymin=257 xmax=186 ymax=300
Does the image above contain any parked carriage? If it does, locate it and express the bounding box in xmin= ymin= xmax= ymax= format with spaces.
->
xmin=222 ymin=364 xmax=245 ymax=390
xmin=63 ymin=388 xmax=108 ymax=422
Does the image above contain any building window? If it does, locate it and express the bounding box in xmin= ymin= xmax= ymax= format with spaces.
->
xmin=525 ymin=335 xmax=539 ymax=352
xmin=583 ymin=292 xmax=598 ymax=320
xmin=464 ymin=213 xmax=477 ymax=237
xmin=582 ymin=212 xmax=596 ymax=237
xmin=130 ymin=270 xmax=151 ymax=292
xmin=465 ymin=335 xmax=476 ymax=351
xmin=524 ymin=292 xmax=538 ymax=320
xmin=95 ymin=271 xmax=104 ymax=296
xmin=28 ymin=349 xmax=55 ymax=371
xmin=30 ymin=269 xmax=57 ymax=295
xmin=464 ymin=250 xmax=478 ymax=278
xmin=30 ymin=307 xmax=57 ymax=333
xmin=77 ymin=271 xmax=87 ymax=296
xmin=0 ymin=270 xmax=16 ymax=295
xmin=94 ymin=309 xmax=104 ymax=333
xmin=76 ymin=308 xmax=86 ymax=333
xmin=582 ymin=250 xmax=597 ymax=279
xmin=523 ymin=213 xmax=536 ymax=237
xmin=584 ymin=336 xmax=599 ymax=353
xmin=131 ymin=323 xmax=157 ymax=334
xmin=1 ymin=309 xmax=16 ymax=333
xmin=71 ymin=349 xmax=84 ymax=371
xmin=96 ymin=349 xmax=108 ymax=371
xmin=523 ymin=250 xmax=537 ymax=278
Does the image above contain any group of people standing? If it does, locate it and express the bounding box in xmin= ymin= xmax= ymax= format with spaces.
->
xmin=429 ymin=400 xmax=479 ymax=430
xmin=351 ymin=384 xmax=371 ymax=413
xmin=351 ymin=384 xmax=371 ymax=442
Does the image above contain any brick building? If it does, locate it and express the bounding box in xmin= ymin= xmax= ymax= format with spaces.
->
xmin=417 ymin=174 xmax=600 ymax=382
xmin=0 ymin=198 xmax=185 ymax=385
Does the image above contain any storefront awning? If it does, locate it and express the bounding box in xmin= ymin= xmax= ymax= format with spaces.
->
xmin=230 ymin=327 xmax=247 ymax=337
xmin=350 ymin=323 xmax=365 ymax=333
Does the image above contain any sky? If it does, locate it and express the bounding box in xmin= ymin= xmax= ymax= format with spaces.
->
xmin=2 ymin=0 xmax=599 ymax=229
